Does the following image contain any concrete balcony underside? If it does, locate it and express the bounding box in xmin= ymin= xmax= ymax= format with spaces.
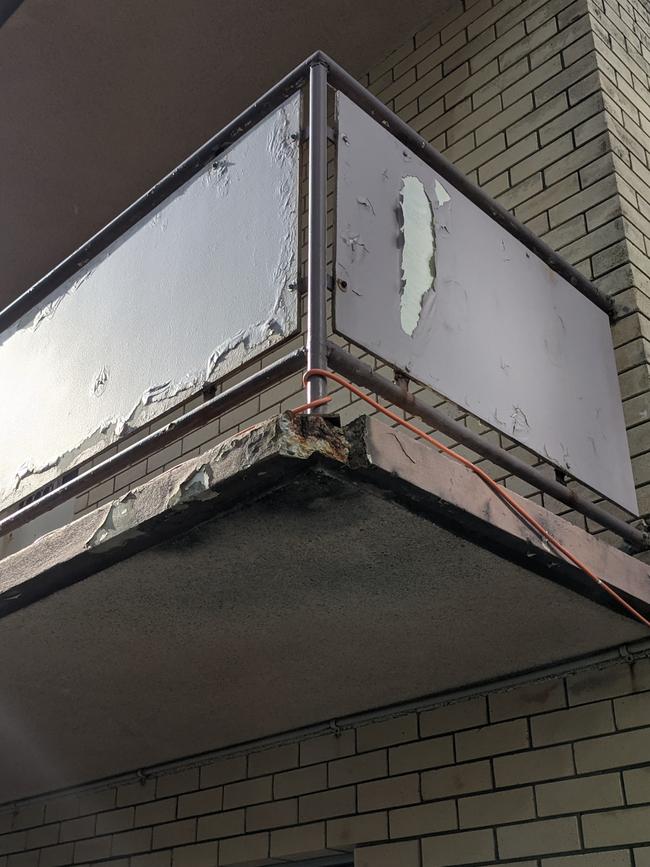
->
xmin=0 ymin=413 xmax=648 ymax=804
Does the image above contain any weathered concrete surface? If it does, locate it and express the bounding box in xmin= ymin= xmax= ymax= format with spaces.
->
xmin=0 ymin=412 xmax=348 ymax=614
xmin=0 ymin=412 xmax=648 ymax=803
xmin=355 ymin=417 xmax=650 ymax=615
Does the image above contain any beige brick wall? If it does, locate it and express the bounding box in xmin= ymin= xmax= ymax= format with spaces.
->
xmin=586 ymin=0 xmax=650 ymax=517
xmin=3 ymin=0 xmax=648 ymax=557
xmin=2 ymin=653 xmax=650 ymax=865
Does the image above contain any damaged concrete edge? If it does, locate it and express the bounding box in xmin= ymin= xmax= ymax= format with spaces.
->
xmin=349 ymin=415 xmax=650 ymax=618
xmin=0 ymin=413 xmax=348 ymax=615
xmin=2 ymin=410 xmax=648 ymax=624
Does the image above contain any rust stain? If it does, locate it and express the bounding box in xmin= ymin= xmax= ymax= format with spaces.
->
xmin=285 ymin=413 xmax=349 ymax=463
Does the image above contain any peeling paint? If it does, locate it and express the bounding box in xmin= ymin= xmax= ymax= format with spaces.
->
xmin=560 ymin=442 xmax=571 ymax=469
xmin=150 ymin=212 xmax=168 ymax=231
xmin=168 ymin=464 xmax=216 ymax=508
xmin=398 ymin=176 xmax=435 ymax=336
xmin=92 ymin=367 xmax=109 ymax=397
xmin=433 ymin=180 xmax=450 ymax=206
xmin=30 ymin=271 xmax=93 ymax=334
xmin=341 ymin=234 xmax=369 ymax=261
xmin=356 ymin=197 xmax=375 ymax=215
xmin=0 ymin=94 xmax=301 ymax=511
xmin=510 ymin=406 xmax=530 ymax=434
xmin=13 ymin=459 xmax=56 ymax=492
xmin=205 ymin=158 xmax=235 ymax=196
xmin=334 ymin=91 xmax=638 ymax=514
xmin=85 ymin=493 xmax=138 ymax=548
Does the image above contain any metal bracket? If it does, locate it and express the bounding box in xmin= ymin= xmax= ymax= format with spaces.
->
xmin=554 ymin=468 xmax=569 ymax=487
xmin=618 ymin=644 xmax=635 ymax=664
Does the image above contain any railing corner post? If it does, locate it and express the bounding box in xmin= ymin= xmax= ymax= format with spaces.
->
xmin=306 ymin=58 xmax=329 ymax=412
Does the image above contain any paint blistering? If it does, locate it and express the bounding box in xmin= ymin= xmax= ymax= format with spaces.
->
xmin=399 ymin=176 xmax=436 ymax=336
xmin=92 ymin=366 xmax=109 ymax=397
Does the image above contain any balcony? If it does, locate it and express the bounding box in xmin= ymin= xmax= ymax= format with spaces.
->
xmin=0 ymin=53 xmax=649 ymax=804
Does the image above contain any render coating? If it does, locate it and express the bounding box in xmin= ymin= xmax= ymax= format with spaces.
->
xmin=334 ymin=92 xmax=636 ymax=514
xmin=0 ymin=94 xmax=301 ymax=511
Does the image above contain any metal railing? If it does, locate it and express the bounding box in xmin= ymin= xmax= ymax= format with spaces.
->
xmin=0 ymin=51 xmax=645 ymax=551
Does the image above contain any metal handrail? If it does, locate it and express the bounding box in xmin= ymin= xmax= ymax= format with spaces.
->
xmin=0 ymin=57 xmax=313 ymax=332
xmin=0 ymin=52 xmax=641 ymax=551
xmin=327 ymin=344 xmax=648 ymax=550
xmin=0 ymin=50 xmax=616 ymax=332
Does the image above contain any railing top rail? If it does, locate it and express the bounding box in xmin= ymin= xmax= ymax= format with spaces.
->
xmin=1 ymin=50 xmax=615 ymax=334
xmin=0 ymin=53 xmax=318 ymax=333
xmin=319 ymin=51 xmax=615 ymax=317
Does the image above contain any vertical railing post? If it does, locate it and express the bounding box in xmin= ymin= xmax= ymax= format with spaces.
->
xmin=306 ymin=59 xmax=329 ymax=411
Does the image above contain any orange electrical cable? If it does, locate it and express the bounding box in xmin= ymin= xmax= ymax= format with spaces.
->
xmin=300 ymin=368 xmax=650 ymax=629
xmin=290 ymin=396 xmax=333 ymax=415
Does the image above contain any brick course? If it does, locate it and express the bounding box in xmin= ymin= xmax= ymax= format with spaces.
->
xmin=0 ymin=655 xmax=648 ymax=865
xmin=3 ymin=1 xmax=650 ymax=865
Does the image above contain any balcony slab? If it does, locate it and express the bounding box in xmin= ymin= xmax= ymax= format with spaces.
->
xmin=0 ymin=412 xmax=648 ymax=803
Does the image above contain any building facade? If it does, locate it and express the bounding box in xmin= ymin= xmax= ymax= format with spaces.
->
xmin=2 ymin=0 xmax=650 ymax=865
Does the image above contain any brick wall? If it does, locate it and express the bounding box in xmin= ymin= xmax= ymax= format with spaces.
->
xmin=4 ymin=0 xmax=650 ymax=556
xmin=587 ymin=0 xmax=650 ymax=517
xmin=1 ymin=653 xmax=650 ymax=865
xmin=3 ymin=5 xmax=650 ymax=863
